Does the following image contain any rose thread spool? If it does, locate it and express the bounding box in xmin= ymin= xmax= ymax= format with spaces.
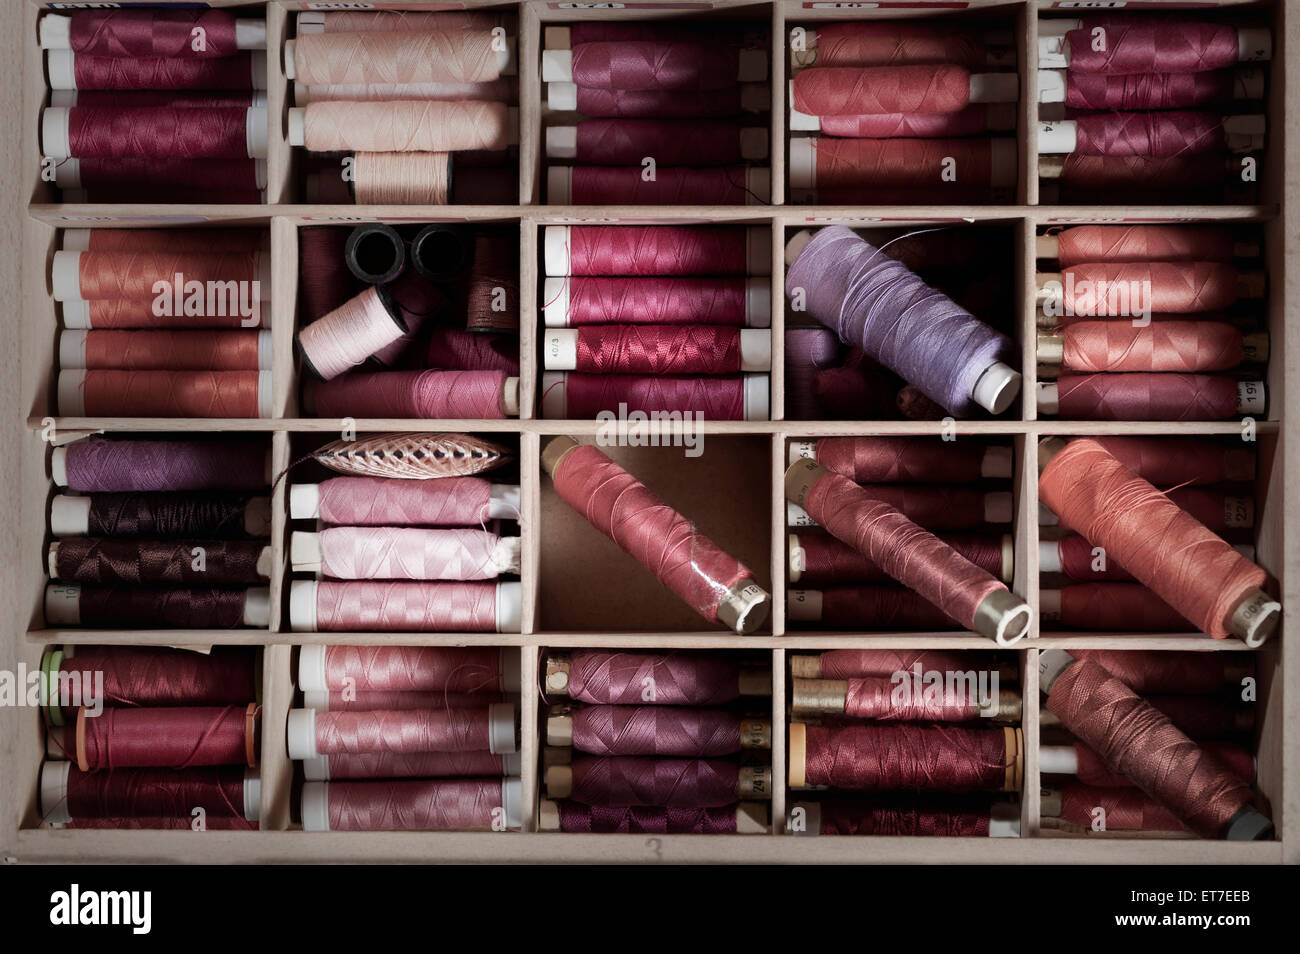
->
xmin=544 ymin=651 xmax=771 ymax=706
xmin=298 ymin=285 xmax=407 ymax=381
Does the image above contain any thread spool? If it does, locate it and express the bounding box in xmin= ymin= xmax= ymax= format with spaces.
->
xmin=548 ymin=706 xmax=771 ymax=757
xmin=789 ymin=484 xmax=1013 ymax=531
xmin=303 ymin=689 xmax=502 ymax=713
xmin=790 ymin=65 xmax=1016 ymax=118
xmin=41 ymin=763 xmax=259 ymax=825
xmin=1038 ymin=649 xmax=1270 ymax=840
xmin=426 ymin=329 xmax=520 ymax=375
xmin=545 ymin=225 xmax=768 ymax=278
xmin=545 ymin=757 xmax=770 ymax=808
xmin=788 ymin=586 xmax=966 ymax=631
xmin=45 ymin=50 xmax=267 ymax=92
xmin=1039 ymin=696 xmax=1252 ymax=741
xmin=552 ymin=39 xmax=766 ymax=91
xmin=1044 ymin=480 xmax=1256 ymax=535
xmin=291 ymin=527 xmax=519 ymax=581
xmin=52 ymin=249 xmax=265 ymax=302
xmin=1042 ymin=153 xmax=1240 ymax=195
xmin=547 ymin=119 xmax=767 ymax=166
xmin=791 ymin=677 xmax=1020 ymax=724
xmin=41 ymin=647 xmax=257 ymax=720
xmin=559 ymin=82 xmax=768 ymax=119
xmin=792 ymin=21 xmax=1013 ymax=70
xmin=1037 ymin=262 xmax=1258 ymax=315
xmin=791 ymin=650 xmax=1019 ymax=683
xmin=1037 ymin=374 xmax=1264 ymax=421
xmin=55 ymin=438 xmax=269 ymax=493
xmin=49 ymin=539 xmax=270 ymax=586
xmin=542 ymin=371 xmax=768 ymax=421
xmin=296 ymin=645 xmax=518 ymax=694
xmin=344 ymin=223 xmax=405 ymax=285
xmin=1044 ymin=783 xmax=1186 ymax=833
xmin=786 ymin=458 xmax=1030 ymax=644
xmin=41 ymin=105 xmax=268 ymax=161
xmin=39 ymin=9 xmax=265 ymax=56
xmin=1071 ymin=650 xmax=1251 ymax=695
xmin=1039 ymin=438 xmax=1279 ymax=645
xmin=542 ymin=325 xmax=771 ymax=375
xmin=58 ymin=369 xmax=270 ymax=418
xmin=1043 ymin=20 xmax=1271 ymax=73
xmin=286 ymin=30 xmax=511 ymax=87
xmin=44 ymin=583 xmax=270 ymax=629
xmin=295 ymin=77 xmax=516 ymax=105
xmin=540 ymin=800 xmax=768 ymax=834
xmin=786 ymin=227 xmax=1019 ymax=416
xmin=789 ymin=723 xmax=1024 ymax=793
xmin=298 ymin=10 xmax=507 ymax=34
xmin=286 ymin=704 xmax=516 ymax=760
xmin=790 ymin=531 xmax=1012 ymax=586
xmin=542 ymin=438 xmax=770 ymax=634
xmin=544 ymin=275 xmax=770 ymax=329
xmin=1038 ymin=321 xmax=1265 ymax=373
xmin=1042 ymin=533 xmax=1255 ymax=583
xmin=74 ymin=704 xmax=258 ymax=772
xmin=58 ymin=330 xmax=269 ymax=373
xmin=548 ymin=165 xmax=769 ymax=206
xmin=289 ymin=580 xmax=521 ymax=634
xmin=1039 ymin=225 xmax=1249 ymax=265
xmin=298 ymin=286 xmax=406 ymax=381
xmin=1036 ymin=111 xmax=1264 ymax=157
xmin=814 ymin=103 xmax=1016 ymax=139
xmin=50 ymin=492 xmax=270 ymax=539
xmin=788 ymin=139 xmax=1016 ymax=194
xmin=783 ymin=328 xmax=842 ymax=419
xmin=62 ymin=298 xmax=266 ymax=332
xmin=306 ymin=370 xmax=520 ymax=419
xmin=1043 ymin=68 xmax=1266 ymax=112
xmin=466 ymin=231 xmax=519 ymax=332
xmin=410 ymin=225 xmax=471 ymax=281
xmin=303 ymin=750 xmax=518 ymax=782
xmin=544 ymin=651 xmax=771 ymax=705
xmin=54 ymin=157 xmax=267 ymax=197
xmin=291 ymin=477 xmax=518 ymax=527
xmin=791 ymin=437 xmax=1014 ymax=484
xmin=287 ymin=101 xmax=514 ymax=154
xmin=299 ymin=777 xmax=520 ymax=832
xmin=1041 ymin=583 xmax=1194 ymax=632
xmin=790 ymin=798 xmax=1020 ymax=838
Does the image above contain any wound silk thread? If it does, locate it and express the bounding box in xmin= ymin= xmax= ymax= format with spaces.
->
xmin=310 ymin=581 xmax=501 ymax=632
xmin=562 ymin=652 xmax=750 ymax=706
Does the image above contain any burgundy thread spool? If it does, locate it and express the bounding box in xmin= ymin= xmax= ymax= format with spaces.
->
xmin=42 ymin=763 xmax=258 ymax=824
xmin=539 ymin=800 xmax=768 ymax=834
xmin=74 ymin=703 xmax=259 ymax=771
xmin=545 ymin=756 xmax=771 ymax=808
xmin=790 ymin=797 xmax=1017 ymax=838
xmin=544 ymin=651 xmax=771 ymax=706
xmin=286 ymin=704 xmax=517 ymax=759
xmin=299 ymin=777 xmax=521 ymax=831
xmin=547 ymin=705 xmax=772 ymax=758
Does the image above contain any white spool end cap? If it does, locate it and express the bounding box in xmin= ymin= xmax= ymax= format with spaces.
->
xmin=745 ymin=277 xmax=771 ymax=327
xmin=540 ymin=371 xmax=566 ymax=419
xmin=971 ymin=360 xmax=1021 ymax=415
xmin=45 ymin=50 xmax=77 ymax=91
xmin=61 ymin=229 xmax=92 ymax=252
xmin=1036 ymin=382 xmax=1060 ymax=415
xmin=1237 ymin=381 xmax=1266 ymax=414
xmin=302 ymin=690 xmax=329 ymax=711
xmin=969 ymin=72 xmax=1019 ymax=104
xmin=50 ymin=446 xmax=68 ymax=487
xmin=57 ymin=371 xmax=86 ymax=417
xmin=542 ymin=277 xmax=570 ymax=327
xmin=287 ymin=108 xmax=306 ymax=146
xmin=489 ymin=703 xmax=517 ymax=755
xmin=788 ymin=138 xmax=816 ymax=190
xmin=740 ymin=127 xmax=768 ymax=161
xmin=1238 ymin=27 xmax=1272 ymax=61
xmin=546 ymin=125 xmax=577 ymax=160
xmin=58 ymin=330 xmax=87 ymax=370
xmin=981 ymin=445 xmax=1014 ymax=478
xmin=300 ymin=781 xmax=330 ymax=831
xmin=286 ymin=708 xmax=319 ymax=761
xmin=257 ymin=370 xmax=272 ymax=419
xmin=740 ymin=330 xmax=772 ymax=372
xmin=541 ymin=49 xmax=573 ymax=83
xmin=290 ymin=531 xmax=322 ymax=573
xmin=1037 ymin=120 xmax=1078 ymax=154
xmin=1039 ymin=745 xmax=1079 ymax=775
xmin=502 ymin=778 xmax=522 ymax=829
xmin=496 ymin=582 xmax=522 ymax=633
xmin=744 ymin=372 xmax=769 ymax=421
xmin=788 ymin=533 xmax=805 ymax=584
xmin=1038 ymin=540 xmax=1062 ymax=574
xmin=543 ymin=226 xmax=570 ymax=276
xmin=297 ymin=644 xmax=328 ymax=692
xmin=244 ymin=586 xmax=271 ymax=627
xmin=302 ymin=755 xmax=330 ymax=781
xmin=788 ymin=441 xmax=817 ymax=467
xmin=488 ymin=483 xmax=521 ymax=520
xmin=290 ymin=483 xmax=320 ymax=519
xmin=1037 ymin=69 xmax=1067 ymax=104
xmin=297 ymin=11 xmax=326 ymax=34
xmin=47 ymin=542 xmax=59 ymax=579
xmin=41 ymin=761 xmax=73 ymax=825
xmin=51 ymin=250 xmax=81 ymax=302
xmin=61 ymin=299 xmax=91 ymax=329
xmin=548 ymin=81 xmax=578 ymax=112
xmin=236 ymin=19 xmax=267 ymax=51
xmin=746 ymin=168 xmax=770 ymax=204
xmin=45 ymin=583 xmax=81 ymax=626
xmin=49 ymin=495 xmax=91 ymax=536
xmin=283 ymin=38 xmax=296 ymax=80
xmin=1037 ymin=35 xmax=1069 ymax=70
xmin=289 ymin=580 xmax=318 ymax=632
xmin=547 ymin=166 xmax=572 ymax=204
xmin=787 ymin=501 xmax=815 ymax=527
xmin=246 ymin=108 xmax=269 ymax=159
xmin=38 ymin=14 xmax=71 ymax=49
xmin=787 ymin=589 xmax=822 ymax=622
xmin=53 ymin=158 xmax=81 ymax=188
xmin=989 ymin=803 xmax=1021 ymax=838
xmin=542 ymin=329 xmax=578 ymax=371
xmin=789 ymin=108 xmax=820 ymax=132
xmin=538 ymin=798 xmax=561 ymax=831
xmin=250 ymin=51 xmax=268 ymax=91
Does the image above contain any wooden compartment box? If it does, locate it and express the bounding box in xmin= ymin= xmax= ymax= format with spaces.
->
xmin=0 ymin=0 xmax=1294 ymax=865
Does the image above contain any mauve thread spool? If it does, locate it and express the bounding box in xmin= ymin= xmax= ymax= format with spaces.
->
xmin=791 ymin=483 xmax=1013 ymax=532
xmin=288 ymin=705 xmax=515 ymax=759
xmin=790 ymin=531 xmax=1009 ymax=587
xmin=553 ymin=165 xmax=764 ymax=206
xmin=545 ymin=275 xmax=768 ymax=328
xmin=1072 ymin=650 xmax=1251 ymax=696
xmin=544 ymin=324 xmax=769 ymax=376
xmin=1051 ymin=153 xmax=1234 ymax=195
xmin=291 ymin=580 xmax=516 ymax=633
xmin=1042 ymin=373 xmax=1259 ymax=421
xmin=546 ymin=756 xmax=767 ymax=808
xmin=304 ymin=690 xmax=501 ymax=714
xmin=550 ymin=705 xmax=770 ymax=758
xmin=1061 ymin=20 xmax=1260 ymax=74
xmin=793 ymin=797 xmax=1006 ymax=838
xmin=792 ymin=64 xmax=975 ymax=116
xmin=784 ymin=327 xmax=842 ymax=419
xmin=64 ymin=228 xmax=267 ymax=253
xmin=76 ymin=704 xmax=258 ymax=771
xmin=566 ymin=39 xmax=761 ymax=92
xmin=1043 ymin=582 xmax=1194 ymax=632
xmin=306 ymin=369 xmax=516 ymax=420
xmin=65 ymin=817 xmax=258 ymax=831
xmin=59 ymin=438 xmax=268 ymax=493
xmin=345 ymin=223 xmax=406 ymax=285
xmin=303 ymin=751 xmax=514 ymax=782
xmin=299 ymin=645 xmax=511 ymax=694
xmin=546 ymin=650 xmax=770 ymax=706
xmin=49 ymin=90 xmax=261 ymax=109
xmin=410 ymin=224 xmax=472 ymax=282
xmin=797 ymin=436 xmax=1012 ymax=484
xmin=50 ymin=538 xmax=268 ymax=586
xmin=300 ymin=778 xmax=520 ymax=832
xmin=557 ymin=118 xmax=765 ymax=166
xmin=542 ymin=800 xmax=762 ymax=834
xmin=1040 ymin=694 xmax=1251 ymax=742
xmin=1041 ymin=321 xmax=1261 ymax=374
xmin=52 ymin=53 xmax=265 ymax=92
xmin=1050 ymin=783 xmax=1187 ymax=833
xmin=570 ymin=84 xmax=760 ymax=119
xmin=802 ymin=21 xmax=1000 ymax=69
xmin=791 ymin=585 xmax=960 ymax=631
xmin=550 ymin=224 xmax=763 ymax=277
xmin=46 ymin=9 xmax=250 ymax=58
xmin=790 ymin=138 xmax=1015 ymax=194
xmin=466 ymin=232 xmax=519 ymax=332
xmin=57 ymin=158 xmax=265 ymax=196
xmin=57 ymin=492 xmax=268 ymax=539
xmin=794 ymin=649 xmax=1010 ymax=681
xmin=817 ymin=104 xmax=1013 ymax=140
xmin=543 ymin=438 xmax=770 ymax=634
xmin=1062 ymin=740 xmax=1254 ymax=790
xmin=1045 ymin=486 xmax=1252 ymax=536
xmin=543 ymin=372 xmax=764 ymax=421
xmin=791 ymin=675 xmax=1018 ymax=724
xmin=790 ymin=723 xmax=1023 ymax=794
xmin=299 ymin=226 xmax=361 ymax=322
xmin=44 ymin=764 xmax=256 ymax=823
xmin=427 ymin=329 xmax=520 ymax=374
xmin=295 ymin=476 xmax=513 ymax=527
xmin=1044 ymin=224 xmax=1240 ymax=266
xmin=1038 ymin=649 xmax=1270 ymax=840
xmin=46 ymin=105 xmax=266 ymax=161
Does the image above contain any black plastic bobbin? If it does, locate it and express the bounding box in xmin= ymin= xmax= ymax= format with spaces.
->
xmin=344 ymin=223 xmax=406 ymax=285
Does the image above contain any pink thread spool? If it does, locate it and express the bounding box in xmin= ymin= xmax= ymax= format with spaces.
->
xmin=542 ymin=325 xmax=771 ymax=376
xmin=297 ymin=645 xmax=518 ymax=695
xmin=291 ymin=526 xmax=520 ymax=581
xmin=544 ymin=225 xmax=767 ymax=277
xmin=288 ymin=581 xmax=522 ymax=633
xmin=545 ymin=651 xmax=771 ymax=706
xmin=302 ymin=750 xmax=518 ymax=782
xmin=793 ymin=436 xmax=1013 ymax=484
xmin=290 ymin=476 xmax=519 ymax=527
xmin=287 ymin=704 xmax=516 ymax=759
xmin=543 ymin=275 xmax=770 ymax=328
xmin=542 ymin=372 xmax=768 ymax=421
xmin=300 ymin=777 xmax=521 ymax=831
xmin=305 ymin=369 xmax=519 ymax=419
xmin=549 ymin=165 xmax=768 ymax=205
xmin=788 ymin=585 xmax=958 ymax=631
xmin=301 ymin=690 xmax=501 ymax=713
xmin=298 ymin=286 xmax=406 ymax=381
xmin=790 ymin=531 xmax=1011 ymax=587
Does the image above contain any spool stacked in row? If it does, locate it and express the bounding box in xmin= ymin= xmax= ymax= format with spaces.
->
xmin=290 ymin=646 xmax=522 ymax=832
xmin=288 ymin=431 xmax=522 ymax=635
xmin=540 ymin=225 xmax=772 ymax=420
xmin=1035 ymin=225 xmax=1268 ymax=421
xmin=787 ymin=650 xmax=1023 ymax=836
xmin=39 ymin=8 xmax=268 ymax=203
xmin=541 ymin=651 xmax=772 ymax=834
xmin=54 ymin=228 xmax=271 ymax=419
xmin=40 ymin=646 xmax=262 ymax=829
xmin=1039 ymin=651 xmax=1257 ymax=837
xmin=1037 ymin=13 xmax=1270 ymax=204
xmin=296 ymin=223 xmax=521 ymax=420
xmin=543 ymin=21 xmax=770 ymax=205
xmin=287 ymin=9 xmax=519 ymax=204
xmin=786 ymin=437 xmax=1016 ymax=635
xmin=44 ymin=436 xmax=272 ymax=630
xmin=787 ymin=19 xmax=1019 ymax=204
